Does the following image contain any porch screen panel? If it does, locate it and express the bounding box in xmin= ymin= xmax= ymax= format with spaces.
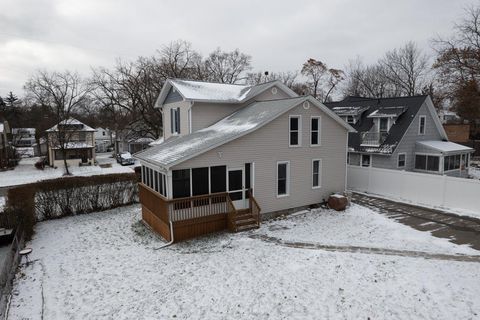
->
xmin=159 ymin=173 xmax=164 ymax=195
xmin=245 ymin=163 xmax=251 ymax=198
xmin=210 ymin=166 xmax=227 ymax=193
xmin=154 ymin=171 xmax=159 ymax=192
xmin=172 ymin=169 xmax=190 ymax=198
xmin=192 ymin=167 xmax=209 ymax=196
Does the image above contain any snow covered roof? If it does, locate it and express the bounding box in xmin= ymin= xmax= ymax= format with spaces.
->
xmin=46 ymin=118 xmax=96 ymax=132
xmin=332 ymin=106 xmax=370 ymax=117
xmin=156 ymin=79 xmax=298 ymax=106
xmin=52 ymin=142 xmax=94 ymax=149
xmin=367 ymin=106 xmax=408 ymax=118
xmin=128 ymin=137 xmax=154 ymax=144
xmin=12 ymin=128 xmax=35 ymax=135
xmin=416 ymin=141 xmax=473 ymax=153
xmin=135 ymin=96 xmax=354 ymax=168
xmin=149 ymin=137 xmax=164 ymax=146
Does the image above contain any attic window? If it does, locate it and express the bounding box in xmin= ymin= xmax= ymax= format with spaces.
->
xmin=271 ymin=87 xmax=278 ymax=95
xmin=303 ymin=101 xmax=310 ymax=110
xmin=346 ymin=116 xmax=354 ymax=124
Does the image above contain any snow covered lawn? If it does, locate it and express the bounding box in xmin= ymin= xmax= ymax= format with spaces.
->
xmin=8 ymin=205 xmax=480 ymax=319
xmin=0 ymin=154 xmax=135 ymax=188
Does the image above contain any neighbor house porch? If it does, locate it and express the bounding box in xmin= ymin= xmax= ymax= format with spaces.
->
xmin=139 ymin=163 xmax=261 ymax=242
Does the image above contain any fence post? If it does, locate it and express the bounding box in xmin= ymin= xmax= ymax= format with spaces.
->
xmin=441 ymin=174 xmax=447 ymax=208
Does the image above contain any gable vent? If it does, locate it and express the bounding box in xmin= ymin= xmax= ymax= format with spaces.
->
xmin=303 ymin=101 xmax=310 ymax=110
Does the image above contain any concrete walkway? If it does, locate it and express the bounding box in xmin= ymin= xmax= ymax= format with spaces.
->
xmin=249 ymin=234 xmax=480 ymax=262
xmin=351 ymin=193 xmax=480 ymax=251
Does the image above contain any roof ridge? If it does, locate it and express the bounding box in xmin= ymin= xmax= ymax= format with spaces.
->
xmin=169 ymin=78 xmax=251 ymax=87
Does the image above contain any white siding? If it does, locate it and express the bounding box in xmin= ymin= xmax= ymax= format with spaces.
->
xmin=173 ymin=102 xmax=348 ymax=214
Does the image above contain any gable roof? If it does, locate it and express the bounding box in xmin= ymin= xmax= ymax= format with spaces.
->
xmin=325 ymin=95 xmax=447 ymax=155
xmin=135 ymin=96 xmax=354 ymax=169
xmin=156 ymin=79 xmax=298 ymax=106
xmin=46 ymin=118 xmax=96 ymax=132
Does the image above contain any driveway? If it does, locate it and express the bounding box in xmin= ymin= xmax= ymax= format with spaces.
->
xmin=351 ymin=193 xmax=480 ymax=251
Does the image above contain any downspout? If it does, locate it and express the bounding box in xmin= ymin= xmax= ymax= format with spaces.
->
xmin=154 ymin=220 xmax=174 ymax=249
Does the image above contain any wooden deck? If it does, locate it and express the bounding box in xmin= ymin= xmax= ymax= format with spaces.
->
xmin=139 ymin=183 xmax=260 ymax=242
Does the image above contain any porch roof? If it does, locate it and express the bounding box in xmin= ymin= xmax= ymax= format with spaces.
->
xmin=52 ymin=142 xmax=94 ymax=149
xmin=135 ymin=96 xmax=354 ymax=169
xmin=416 ymin=141 xmax=473 ymax=154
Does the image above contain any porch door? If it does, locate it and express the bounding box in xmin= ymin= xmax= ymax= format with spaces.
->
xmin=228 ymin=168 xmax=246 ymax=209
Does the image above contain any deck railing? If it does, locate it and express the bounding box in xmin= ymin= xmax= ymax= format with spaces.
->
xmin=139 ymin=183 xmax=235 ymax=223
xmin=360 ymin=131 xmax=388 ymax=146
xmin=247 ymin=189 xmax=261 ymax=227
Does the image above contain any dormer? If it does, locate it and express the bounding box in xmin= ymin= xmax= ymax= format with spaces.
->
xmin=367 ymin=106 xmax=408 ymax=134
xmin=331 ymin=106 xmax=370 ymax=125
xmin=155 ymin=79 xmax=298 ymax=141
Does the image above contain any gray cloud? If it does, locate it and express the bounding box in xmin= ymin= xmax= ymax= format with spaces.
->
xmin=0 ymin=0 xmax=476 ymax=96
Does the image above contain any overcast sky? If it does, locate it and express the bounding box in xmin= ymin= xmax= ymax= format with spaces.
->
xmin=0 ymin=0 xmax=476 ymax=97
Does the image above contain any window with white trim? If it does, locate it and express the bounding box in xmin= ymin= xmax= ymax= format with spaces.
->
xmin=418 ymin=116 xmax=426 ymax=135
xmin=415 ymin=154 xmax=439 ymax=172
xmin=311 ymin=116 xmax=321 ymax=146
xmin=312 ymin=159 xmax=322 ymax=188
xmin=361 ymin=154 xmax=371 ymax=167
xmin=171 ymin=107 xmax=181 ymax=134
xmin=289 ymin=116 xmax=301 ymax=146
xmin=397 ymin=153 xmax=406 ymax=168
xmin=277 ymin=161 xmax=290 ymax=196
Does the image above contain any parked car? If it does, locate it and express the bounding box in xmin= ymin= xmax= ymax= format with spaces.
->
xmin=117 ymin=152 xmax=135 ymax=165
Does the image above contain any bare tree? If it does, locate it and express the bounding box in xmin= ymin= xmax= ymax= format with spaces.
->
xmin=380 ymin=41 xmax=429 ymax=96
xmin=25 ymin=70 xmax=91 ymax=175
xmin=155 ymin=40 xmax=204 ymax=79
xmin=343 ymin=58 xmax=398 ymax=98
xmin=204 ymin=48 xmax=252 ymax=84
xmin=301 ymin=59 xmax=345 ymax=102
xmin=433 ymin=5 xmax=480 ymax=92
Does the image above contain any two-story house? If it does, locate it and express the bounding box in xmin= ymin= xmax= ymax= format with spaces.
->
xmin=134 ymin=79 xmax=354 ymax=242
xmin=325 ymin=96 xmax=473 ymax=177
xmin=0 ymin=117 xmax=12 ymax=168
xmin=46 ymin=118 xmax=96 ymax=167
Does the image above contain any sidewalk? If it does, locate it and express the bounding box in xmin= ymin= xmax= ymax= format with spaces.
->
xmin=352 ymin=193 xmax=480 ymax=250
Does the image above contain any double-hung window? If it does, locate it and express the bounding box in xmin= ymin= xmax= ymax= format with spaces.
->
xmin=171 ymin=107 xmax=181 ymax=134
xmin=277 ymin=161 xmax=290 ymax=197
xmin=312 ymin=159 xmax=322 ymax=188
xmin=418 ymin=116 xmax=426 ymax=135
xmin=289 ymin=116 xmax=301 ymax=147
xmin=311 ymin=117 xmax=321 ymax=146
xmin=397 ymin=153 xmax=406 ymax=168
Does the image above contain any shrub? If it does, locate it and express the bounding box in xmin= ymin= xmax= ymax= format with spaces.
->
xmin=6 ymin=173 xmax=140 ymax=238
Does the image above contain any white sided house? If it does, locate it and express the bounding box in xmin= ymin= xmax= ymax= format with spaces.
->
xmin=135 ymin=79 xmax=354 ymax=242
xmin=46 ymin=118 xmax=96 ymax=167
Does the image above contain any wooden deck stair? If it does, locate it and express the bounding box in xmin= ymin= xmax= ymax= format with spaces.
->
xmin=232 ymin=209 xmax=259 ymax=232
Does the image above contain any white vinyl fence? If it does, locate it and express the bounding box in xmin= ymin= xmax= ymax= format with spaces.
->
xmin=347 ymin=165 xmax=480 ymax=216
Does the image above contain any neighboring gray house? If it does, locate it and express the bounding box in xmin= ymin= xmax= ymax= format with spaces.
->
xmin=134 ymin=79 xmax=354 ymax=242
xmin=325 ymin=96 xmax=473 ymax=177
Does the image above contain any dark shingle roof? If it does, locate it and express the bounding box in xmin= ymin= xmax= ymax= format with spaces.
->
xmin=325 ymin=95 xmax=430 ymax=154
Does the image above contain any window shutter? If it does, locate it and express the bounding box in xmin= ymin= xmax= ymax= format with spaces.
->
xmin=176 ymin=107 xmax=181 ymax=134
xmin=170 ymin=108 xmax=174 ymax=134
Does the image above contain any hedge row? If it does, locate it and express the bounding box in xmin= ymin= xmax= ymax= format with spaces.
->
xmin=6 ymin=172 xmax=140 ymax=239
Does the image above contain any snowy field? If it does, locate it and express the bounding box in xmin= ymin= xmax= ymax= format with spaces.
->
xmin=470 ymin=166 xmax=480 ymax=180
xmin=8 ymin=204 xmax=480 ymax=319
xmin=0 ymin=153 xmax=135 ymax=188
